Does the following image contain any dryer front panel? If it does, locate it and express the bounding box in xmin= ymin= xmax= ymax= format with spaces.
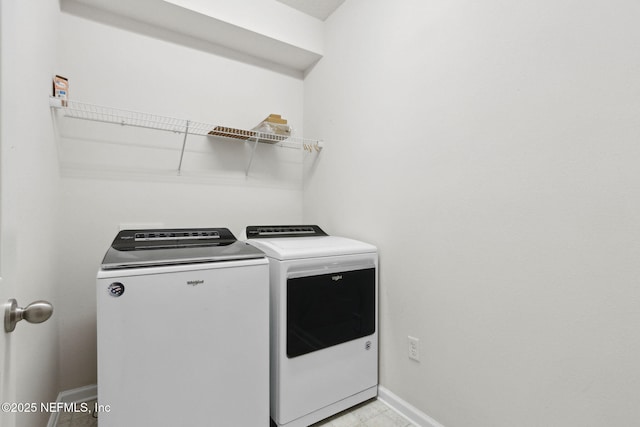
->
xmin=271 ymin=253 xmax=378 ymax=426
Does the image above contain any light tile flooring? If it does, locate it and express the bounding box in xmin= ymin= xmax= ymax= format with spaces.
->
xmin=63 ymin=398 xmax=413 ymax=427
xmin=311 ymin=399 xmax=415 ymax=427
xmin=57 ymin=400 xmax=98 ymax=427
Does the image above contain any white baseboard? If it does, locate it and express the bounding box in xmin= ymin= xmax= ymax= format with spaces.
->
xmin=378 ymin=385 xmax=446 ymax=427
xmin=46 ymin=384 xmax=97 ymax=427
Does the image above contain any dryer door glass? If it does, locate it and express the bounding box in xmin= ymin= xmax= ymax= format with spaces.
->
xmin=287 ymin=268 xmax=375 ymax=358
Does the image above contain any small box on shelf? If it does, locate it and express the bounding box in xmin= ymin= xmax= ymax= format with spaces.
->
xmin=52 ymin=75 xmax=69 ymax=107
xmin=252 ymin=113 xmax=291 ymax=143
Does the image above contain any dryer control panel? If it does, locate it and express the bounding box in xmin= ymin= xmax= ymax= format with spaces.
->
xmin=246 ymin=225 xmax=327 ymax=239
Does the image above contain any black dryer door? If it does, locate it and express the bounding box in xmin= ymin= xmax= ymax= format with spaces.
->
xmin=287 ymin=267 xmax=375 ymax=358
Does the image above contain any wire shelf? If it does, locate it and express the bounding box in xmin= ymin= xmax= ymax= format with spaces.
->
xmin=50 ymin=97 xmax=323 ymax=150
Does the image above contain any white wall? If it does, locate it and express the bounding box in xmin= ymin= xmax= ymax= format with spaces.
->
xmin=55 ymin=7 xmax=307 ymax=389
xmin=303 ymin=1 xmax=640 ymax=426
xmin=0 ymin=1 xmax=62 ymax=426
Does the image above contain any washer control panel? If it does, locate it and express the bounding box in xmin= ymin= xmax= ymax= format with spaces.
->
xmin=112 ymin=228 xmax=235 ymax=250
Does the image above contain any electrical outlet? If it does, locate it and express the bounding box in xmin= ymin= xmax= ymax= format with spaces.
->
xmin=408 ymin=336 xmax=420 ymax=362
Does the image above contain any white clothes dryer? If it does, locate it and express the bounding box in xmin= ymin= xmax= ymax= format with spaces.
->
xmin=244 ymin=225 xmax=378 ymax=427
xmin=96 ymin=228 xmax=269 ymax=427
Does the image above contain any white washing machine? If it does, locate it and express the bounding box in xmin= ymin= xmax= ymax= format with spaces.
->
xmin=244 ymin=225 xmax=378 ymax=427
xmin=96 ymin=228 xmax=269 ymax=427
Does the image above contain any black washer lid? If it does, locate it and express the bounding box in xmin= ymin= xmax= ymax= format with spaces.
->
xmin=100 ymin=228 xmax=266 ymax=270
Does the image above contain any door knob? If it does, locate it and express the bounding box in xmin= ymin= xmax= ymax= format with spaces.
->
xmin=4 ymin=299 xmax=53 ymax=332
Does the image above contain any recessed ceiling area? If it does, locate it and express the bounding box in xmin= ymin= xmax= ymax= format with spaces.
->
xmin=65 ymin=0 xmax=326 ymax=72
xmin=275 ymin=0 xmax=345 ymax=21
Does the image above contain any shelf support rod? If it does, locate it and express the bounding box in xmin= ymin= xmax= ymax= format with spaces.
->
xmin=245 ymin=137 xmax=259 ymax=176
xmin=177 ymin=120 xmax=190 ymax=175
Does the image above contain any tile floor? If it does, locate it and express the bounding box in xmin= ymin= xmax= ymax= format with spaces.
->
xmin=311 ymin=399 xmax=415 ymax=427
xmin=62 ymin=397 xmax=413 ymax=427
xmin=56 ymin=399 xmax=98 ymax=427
